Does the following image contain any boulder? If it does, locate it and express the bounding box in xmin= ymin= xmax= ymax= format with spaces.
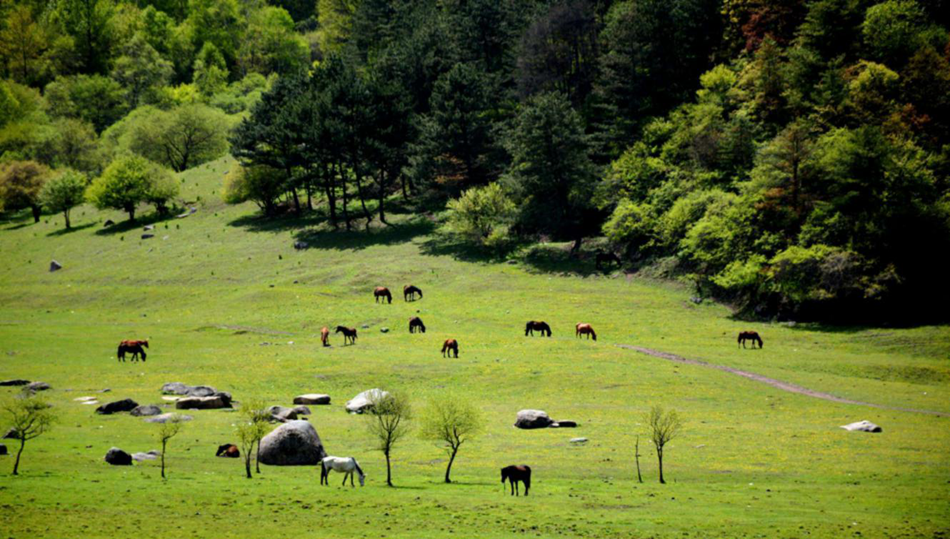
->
xmin=104 ymin=447 xmax=133 ymax=466
xmin=293 ymin=394 xmax=330 ymax=405
xmin=0 ymin=379 xmax=30 ymax=387
xmin=185 ymin=386 xmax=217 ymax=397
xmin=130 ymin=405 xmax=163 ymax=417
xmin=3 ymin=428 xmax=19 ymax=439
xmin=0 ymin=443 xmax=7 ymax=455
xmin=551 ymin=420 xmax=577 ymax=428
xmin=161 ymin=382 xmax=190 ymax=395
xmin=103 ymin=220 xmax=114 ymax=227
xmin=570 ymin=437 xmax=588 ymax=444
xmin=291 ymin=406 xmax=311 ymax=416
xmin=293 ymin=241 xmax=307 ymax=250
xmin=514 ymin=409 xmax=554 ymax=429
xmin=176 ymin=396 xmax=230 ymax=410
xmin=258 ymin=420 xmax=326 ymax=466
xmin=267 ymin=406 xmax=298 ymax=421
xmin=143 ymin=225 xmax=154 ymax=231
xmin=96 ymin=398 xmax=139 ymax=415
xmin=145 ymin=413 xmax=192 ymax=424
xmin=26 ymin=381 xmax=50 ymax=391
xmin=346 ymin=389 xmax=390 ymax=414
xmin=49 ymin=261 xmax=62 ymax=272
xmin=73 ymin=396 xmax=98 ymax=402
xmin=380 ymin=327 xmax=390 ymax=333
xmin=141 ymin=233 xmax=154 ymax=239
xmin=841 ymin=420 xmax=882 ymax=433
xmin=132 ymin=450 xmax=160 ymax=461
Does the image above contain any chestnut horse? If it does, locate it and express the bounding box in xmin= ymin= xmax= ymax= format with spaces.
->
xmin=738 ymin=331 xmax=763 ymax=349
xmin=403 ymin=285 xmax=423 ymax=301
xmin=216 ymin=444 xmax=240 ymax=458
xmin=525 ymin=321 xmax=552 ymax=337
xmin=321 ymin=326 xmax=330 ymax=347
xmin=336 ymin=326 xmax=357 ymax=345
xmin=409 ymin=316 xmax=426 ymax=333
xmin=374 ymin=287 xmax=392 ymax=304
xmin=575 ymin=323 xmax=597 ymax=341
xmin=117 ymin=340 xmax=148 ymax=362
xmin=501 ymin=465 xmax=531 ymax=496
xmin=442 ymin=339 xmax=459 ymax=358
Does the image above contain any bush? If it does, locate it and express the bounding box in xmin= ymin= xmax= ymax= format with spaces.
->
xmin=444 ymin=182 xmax=516 ymax=249
xmin=40 ymin=169 xmax=86 ymax=229
xmin=0 ymin=160 xmax=50 ymax=222
xmin=223 ymin=163 xmax=285 ymax=215
xmin=87 ymin=156 xmax=177 ymax=221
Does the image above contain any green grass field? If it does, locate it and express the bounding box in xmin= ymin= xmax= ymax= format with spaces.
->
xmin=1 ymin=156 xmax=948 ymax=538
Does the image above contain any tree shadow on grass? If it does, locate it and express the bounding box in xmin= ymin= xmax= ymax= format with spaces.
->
xmin=46 ymin=222 xmax=96 ymax=237
xmin=291 ymin=217 xmax=436 ymax=252
xmin=94 ymin=212 xmax=177 ymax=236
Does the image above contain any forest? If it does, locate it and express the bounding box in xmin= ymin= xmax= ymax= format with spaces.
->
xmin=1 ymin=0 xmax=949 ymax=322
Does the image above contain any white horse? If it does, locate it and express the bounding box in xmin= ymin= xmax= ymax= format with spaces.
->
xmin=320 ymin=456 xmax=365 ymax=487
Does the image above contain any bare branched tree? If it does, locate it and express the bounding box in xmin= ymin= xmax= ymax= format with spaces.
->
xmin=420 ymin=395 xmax=483 ymax=483
xmin=156 ymin=414 xmax=185 ymax=479
xmin=238 ymin=398 xmax=271 ymax=474
xmin=1 ymin=394 xmax=54 ymax=475
xmin=646 ymin=405 xmax=682 ymax=484
xmin=366 ymin=391 xmax=411 ymax=487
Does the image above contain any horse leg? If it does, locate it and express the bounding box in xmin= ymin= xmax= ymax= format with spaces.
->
xmin=342 ymin=473 xmax=348 ymax=486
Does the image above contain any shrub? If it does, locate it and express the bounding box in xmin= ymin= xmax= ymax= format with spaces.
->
xmin=40 ymin=169 xmax=86 ymax=229
xmin=444 ymin=182 xmax=516 ymax=249
xmin=87 ymin=155 xmax=177 ymax=221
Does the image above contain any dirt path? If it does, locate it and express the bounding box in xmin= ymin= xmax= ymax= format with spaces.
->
xmin=616 ymin=344 xmax=949 ymax=417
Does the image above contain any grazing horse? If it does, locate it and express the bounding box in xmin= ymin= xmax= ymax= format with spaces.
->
xmin=374 ymin=287 xmax=392 ymax=304
xmin=501 ymin=465 xmax=531 ymax=496
xmin=321 ymin=326 xmax=330 ymax=347
xmin=442 ymin=339 xmax=459 ymax=358
xmin=320 ymin=456 xmax=365 ymax=487
xmin=117 ymin=340 xmax=148 ymax=362
xmin=595 ymin=251 xmax=622 ymax=270
xmin=403 ymin=285 xmax=423 ymax=302
xmin=575 ymin=323 xmax=597 ymax=341
xmin=525 ymin=321 xmax=552 ymax=337
xmin=738 ymin=331 xmax=763 ymax=349
xmin=335 ymin=326 xmax=358 ymax=345
xmin=409 ymin=316 xmax=426 ymax=333
xmin=215 ymin=444 xmax=240 ymax=458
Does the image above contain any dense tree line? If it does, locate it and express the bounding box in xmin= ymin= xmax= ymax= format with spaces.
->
xmin=2 ymin=0 xmax=948 ymax=321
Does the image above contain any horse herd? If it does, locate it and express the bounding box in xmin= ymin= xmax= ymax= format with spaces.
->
xmin=114 ymin=283 xmax=763 ymax=494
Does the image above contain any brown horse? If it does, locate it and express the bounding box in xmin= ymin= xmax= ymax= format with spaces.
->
xmin=501 ymin=465 xmax=531 ymax=496
xmin=321 ymin=326 xmax=330 ymax=347
xmin=374 ymin=287 xmax=392 ymax=304
xmin=215 ymin=444 xmax=240 ymax=458
xmin=403 ymin=285 xmax=423 ymax=301
xmin=442 ymin=339 xmax=459 ymax=358
xmin=117 ymin=340 xmax=148 ymax=362
xmin=738 ymin=331 xmax=763 ymax=349
xmin=525 ymin=321 xmax=552 ymax=337
xmin=409 ymin=316 xmax=426 ymax=333
xmin=575 ymin=323 xmax=597 ymax=341
xmin=336 ymin=326 xmax=358 ymax=345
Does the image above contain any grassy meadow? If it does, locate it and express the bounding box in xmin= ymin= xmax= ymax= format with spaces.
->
xmin=1 ymin=156 xmax=948 ymax=538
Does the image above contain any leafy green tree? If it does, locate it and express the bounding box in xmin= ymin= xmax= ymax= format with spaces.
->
xmin=54 ymin=0 xmax=116 ymax=74
xmin=444 ymin=182 xmax=516 ymax=249
xmin=1 ymin=394 xmax=55 ymax=475
xmin=139 ymin=6 xmax=175 ymax=54
xmin=155 ymin=414 xmax=185 ymax=479
xmin=223 ymin=162 xmax=285 ymax=215
xmin=239 ymin=7 xmax=308 ymax=75
xmin=420 ymin=395 xmax=483 ymax=483
xmin=44 ymin=74 xmax=128 ymax=132
xmin=365 ymin=390 xmax=411 ymax=487
xmin=34 ymin=118 xmax=100 ymax=174
xmin=502 ymin=91 xmax=596 ymax=246
xmin=0 ymin=160 xmax=50 ymax=222
xmin=0 ymin=5 xmax=49 ymax=86
xmin=39 ymin=168 xmax=86 ymax=228
xmin=183 ymin=0 xmax=245 ymax=75
xmin=86 ymin=154 xmax=171 ymax=220
xmin=128 ymin=104 xmax=229 ymax=172
xmin=861 ymin=0 xmax=940 ymax=68
xmin=193 ymin=42 xmax=228 ymax=97
xmin=110 ymin=34 xmax=173 ymax=107
xmin=316 ymin=0 xmax=358 ymax=54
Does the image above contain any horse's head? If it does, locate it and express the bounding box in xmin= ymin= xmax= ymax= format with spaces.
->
xmin=358 ymin=472 xmax=366 ymax=486
xmin=500 ymin=467 xmax=508 ymax=483
xmin=142 ymin=340 xmax=149 ymax=348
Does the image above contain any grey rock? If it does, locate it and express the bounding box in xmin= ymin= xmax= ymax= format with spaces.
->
xmin=689 ymin=297 xmax=703 ymax=304
xmin=132 ymin=450 xmax=160 ymax=461
xmin=104 ymin=447 xmax=133 ymax=466
xmin=50 ymin=261 xmax=62 ymax=272
xmin=267 ymin=406 xmax=298 ymax=421
xmin=161 ymin=382 xmax=190 ymax=395
xmin=141 ymin=234 xmax=154 ymax=239
xmin=345 ymin=389 xmax=390 ymax=414
xmin=380 ymin=327 xmax=390 ymax=333
xmin=551 ymin=420 xmax=577 ymax=428
xmin=26 ymin=381 xmax=50 ymax=391
xmin=293 ymin=241 xmax=307 ymax=250
xmin=514 ymin=409 xmax=554 ymax=430
xmin=3 ymin=428 xmax=19 ymax=439
xmin=258 ymin=420 xmax=326 ymax=466
xmin=130 ymin=405 xmax=163 ymax=417
xmin=103 ymin=220 xmax=114 ymax=227
xmin=841 ymin=420 xmax=882 ymax=433
xmin=185 ymin=385 xmax=218 ymax=397
xmin=176 ymin=396 xmax=230 ymax=410
xmin=143 ymin=225 xmax=154 ymax=231
xmin=145 ymin=413 xmax=192 ymax=424
xmin=96 ymin=398 xmax=139 ymax=415
xmin=0 ymin=379 xmax=30 ymax=386
xmin=291 ymin=406 xmax=311 ymax=416
xmin=361 ymin=324 xmax=369 ymax=329
xmin=570 ymin=437 xmax=588 ymax=444
xmin=293 ymin=394 xmax=330 ymax=405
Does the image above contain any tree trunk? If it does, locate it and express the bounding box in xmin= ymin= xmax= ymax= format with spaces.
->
xmin=63 ymin=210 xmax=71 ymax=229
xmin=323 ymin=164 xmax=337 ymax=228
xmin=635 ymin=435 xmax=643 ymax=483
xmin=245 ymin=453 xmax=252 ymax=479
xmin=401 ymin=175 xmax=410 ymax=200
xmin=353 ymin=169 xmax=372 ymax=230
xmin=338 ymin=163 xmax=351 ymax=231
xmin=657 ymin=449 xmax=664 ymax=484
xmin=30 ymin=205 xmax=41 ymax=223
xmin=127 ymin=204 xmax=136 ymax=221
xmin=291 ymin=187 xmax=301 ymax=215
xmin=444 ymin=446 xmax=459 ymax=483
xmin=13 ymin=438 xmax=25 ymax=475
xmin=161 ymin=440 xmax=167 ymax=479
xmin=256 ymin=439 xmax=261 ymax=474
xmin=385 ymin=451 xmax=392 ymax=487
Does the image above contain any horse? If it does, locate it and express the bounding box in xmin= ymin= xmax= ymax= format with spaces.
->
xmin=335 ymin=326 xmax=357 ymax=345
xmin=117 ymin=340 xmax=148 ymax=362
xmin=575 ymin=323 xmax=597 ymax=341
xmin=403 ymin=285 xmax=423 ymax=302
xmin=374 ymin=287 xmax=392 ymax=304
xmin=501 ymin=465 xmax=531 ymax=496
xmin=321 ymin=326 xmax=330 ymax=347
xmin=738 ymin=331 xmax=763 ymax=349
xmin=442 ymin=339 xmax=459 ymax=358
xmin=525 ymin=321 xmax=552 ymax=337
xmin=320 ymin=456 xmax=365 ymax=487
xmin=595 ymin=251 xmax=622 ymax=270
xmin=215 ymin=444 xmax=240 ymax=458
xmin=409 ymin=316 xmax=426 ymax=334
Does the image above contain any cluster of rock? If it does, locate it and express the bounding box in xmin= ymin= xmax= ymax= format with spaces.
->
xmin=161 ymin=382 xmax=232 ymax=409
xmin=267 ymin=405 xmax=312 ymax=422
xmin=514 ymin=410 xmax=578 ymax=430
xmin=96 ymin=398 xmax=139 ymax=415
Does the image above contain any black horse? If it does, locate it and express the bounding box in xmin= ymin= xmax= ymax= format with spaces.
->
xmin=117 ymin=341 xmax=148 ymax=362
xmin=409 ymin=316 xmax=426 ymax=333
xmin=501 ymin=465 xmax=531 ymax=496
xmin=595 ymin=251 xmax=622 ymax=271
xmin=403 ymin=285 xmax=423 ymax=301
xmin=525 ymin=321 xmax=552 ymax=337
xmin=738 ymin=331 xmax=763 ymax=349
xmin=336 ymin=326 xmax=358 ymax=345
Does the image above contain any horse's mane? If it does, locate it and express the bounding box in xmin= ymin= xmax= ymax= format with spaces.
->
xmin=352 ymin=458 xmax=364 ymax=477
